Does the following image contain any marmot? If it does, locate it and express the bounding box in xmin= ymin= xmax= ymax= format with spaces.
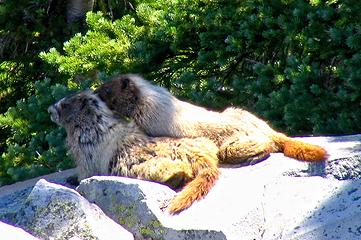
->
xmin=95 ymin=74 xmax=327 ymax=164
xmin=48 ymin=90 xmax=219 ymax=214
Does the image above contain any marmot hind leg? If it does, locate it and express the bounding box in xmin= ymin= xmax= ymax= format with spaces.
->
xmin=166 ymin=144 xmax=220 ymax=214
xmin=218 ymin=135 xmax=275 ymax=165
xmin=131 ymin=158 xmax=193 ymax=189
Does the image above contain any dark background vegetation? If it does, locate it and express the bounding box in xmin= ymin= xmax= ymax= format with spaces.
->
xmin=1 ymin=0 xmax=360 ymax=185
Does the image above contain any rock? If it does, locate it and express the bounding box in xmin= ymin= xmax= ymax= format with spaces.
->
xmin=0 ymin=221 xmax=39 ymax=240
xmin=77 ymin=134 xmax=361 ymax=240
xmin=0 ymin=168 xmax=78 ymax=225
xmin=261 ymin=177 xmax=361 ymax=240
xmin=1 ymin=134 xmax=361 ymax=240
xmin=14 ymin=179 xmax=133 ymax=240
xmin=66 ymin=0 xmax=94 ymax=23
xmin=283 ymin=134 xmax=361 ymax=180
xmin=77 ymin=176 xmax=226 ymax=240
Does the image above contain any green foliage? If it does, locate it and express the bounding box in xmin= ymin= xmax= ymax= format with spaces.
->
xmin=42 ymin=12 xmax=143 ymax=76
xmin=0 ymin=0 xmax=71 ymax=112
xmin=0 ymin=0 xmax=79 ymax=185
xmin=94 ymin=0 xmax=136 ymax=20
xmin=0 ymin=0 xmax=134 ymax=185
xmin=0 ymin=79 xmax=75 ymax=185
xmin=42 ymin=0 xmax=361 ymax=135
xmin=3 ymin=0 xmax=361 ymax=185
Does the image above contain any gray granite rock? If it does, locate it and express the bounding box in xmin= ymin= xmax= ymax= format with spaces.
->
xmin=77 ymin=176 xmax=226 ymax=240
xmin=0 ymin=168 xmax=78 ymax=225
xmin=0 ymin=221 xmax=39 ymax=240
xmin=283 ymin=134 xmax=361 ymax=180
xmin=14 ymin=179 xmax=133 ymax=240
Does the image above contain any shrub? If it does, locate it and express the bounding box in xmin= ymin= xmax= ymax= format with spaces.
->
xmin=43 ymin=0 xmax=361 ymax=135
xmin=0 ymin=0 xmax=133 ymax=185
xmin=0 ymin=79 xmax=72 ymax=185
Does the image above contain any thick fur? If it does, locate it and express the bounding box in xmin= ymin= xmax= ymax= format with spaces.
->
xmin=95 ymin=74 xmax=327 ymax=164
xmin=48 ymin=91 xmax=219 ymax=214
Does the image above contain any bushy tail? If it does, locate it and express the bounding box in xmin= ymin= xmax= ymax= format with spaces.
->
xmin=167 ymin=152 xmax=219 ymax=214
xmin=273 ymin=134 xmax=327 ymax=161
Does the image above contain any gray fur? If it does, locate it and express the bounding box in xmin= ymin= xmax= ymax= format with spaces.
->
xmin=48 ymin=91 xmax=147 ymax=180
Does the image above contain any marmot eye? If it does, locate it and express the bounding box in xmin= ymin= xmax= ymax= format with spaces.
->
xmin=105 ymin=88 xmax=112 ymax=94
xmin=121 ymin=78 xmax=129 ymax=90
xmin=61 ymin=102 xmax=70 ymax=109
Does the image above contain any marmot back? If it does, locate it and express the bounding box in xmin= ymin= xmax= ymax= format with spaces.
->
xmin=95 ymin=74 xmax=327 ymax=164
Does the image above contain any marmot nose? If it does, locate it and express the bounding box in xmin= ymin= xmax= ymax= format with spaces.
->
xmin=47 ymin=105 xmax=55 ymax=114
xmin=48 ymin=105 xmax=59 ymax=123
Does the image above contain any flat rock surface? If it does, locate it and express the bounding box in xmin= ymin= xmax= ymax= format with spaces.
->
xmin=0 ymin=221 xmax=39 ymax=240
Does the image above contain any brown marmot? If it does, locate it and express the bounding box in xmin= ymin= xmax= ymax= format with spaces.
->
xmin=95 ymin=74 xmax=327 ymax=164
xmin=48 ymin=90 xmax=219 ymax=214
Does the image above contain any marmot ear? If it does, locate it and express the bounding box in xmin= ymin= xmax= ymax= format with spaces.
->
xmin=121 ymin=78 xmax=130 ymax=90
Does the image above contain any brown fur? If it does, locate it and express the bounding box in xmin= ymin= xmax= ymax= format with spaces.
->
xmin=48 ymin=91 xmax=219 ymax=214
xmin=95 ymin=74 xmax=327 ymax=164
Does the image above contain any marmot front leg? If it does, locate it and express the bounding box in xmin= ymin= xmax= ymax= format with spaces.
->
xmin=132 ymin=158 xmax=193 ymax=189
xmin=218 ymin=135 xmax=275 ymax=165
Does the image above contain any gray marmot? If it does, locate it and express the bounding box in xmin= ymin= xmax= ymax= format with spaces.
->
xmin=48 ymin=90 xmax=219 ymax=214
xmin=95 ymin=74 xmax=327 ymax=164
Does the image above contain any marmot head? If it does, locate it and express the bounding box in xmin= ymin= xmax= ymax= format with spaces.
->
xmin=95 ymin=74 xmax=140 ymax=118
xmin=48 ymin=90 xmax=114 ymax=131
